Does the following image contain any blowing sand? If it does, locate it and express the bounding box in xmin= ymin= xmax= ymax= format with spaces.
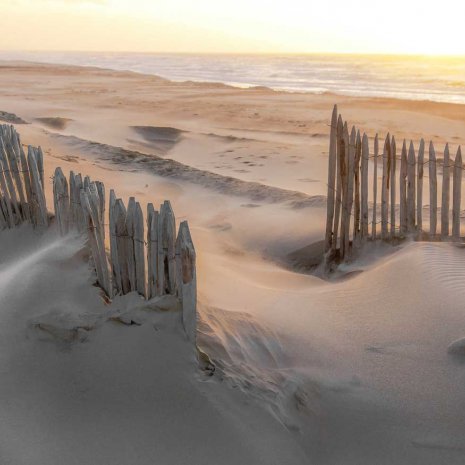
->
xmin=1 ymin=61 xmax=465 ymax=464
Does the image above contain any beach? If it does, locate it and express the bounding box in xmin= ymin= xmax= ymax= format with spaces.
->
xmin=1 ymin=60 xmax=465 ymax=464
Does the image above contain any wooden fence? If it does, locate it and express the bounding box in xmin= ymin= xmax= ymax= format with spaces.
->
xmin=325 ymin=105 xmax=464 ymax=263
xmin=0 ymin=124 xmax=197 ymax=343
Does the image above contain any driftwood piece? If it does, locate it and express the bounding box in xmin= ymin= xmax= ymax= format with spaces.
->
xmin=417 ymin=139 xmax=425 ymax=233
xmin=372 ymin=134 xmax=378 ymax=239
xmin=361 ymin=133 xmax=369 ymax=239
xmin=325 ymin=105 xmax=338 ymax=253
xmin=407 ymin=141 xmax=416 ymax=232
xmin=400 ymin=140 xmax=408 ymax=235
xmin=429 ymin=142 xmax=437 ymax=237
xmin=390 ymin=136 xmax=397 ymax=237
xmin=134 ymin=201 xmax=146 ymax=298
xmin=175 ymin=221 xmax=197 ymax=343
xmin=441 ymin=143 xmax=450 ymax=237
xmin=452 ymin=146 xmax=462 ymax=240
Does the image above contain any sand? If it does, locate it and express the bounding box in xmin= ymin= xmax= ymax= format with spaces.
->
xmin=1 ymin=61 xmax=465 ymax=464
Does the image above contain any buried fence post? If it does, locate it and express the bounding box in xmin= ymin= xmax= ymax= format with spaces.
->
xmin=176 ymin=221 xmax=197 ymax=343
xmin=429 ymin=142 xmax=437 ymax=238
xmin=452 ymin=146 xmax=462 ymax=240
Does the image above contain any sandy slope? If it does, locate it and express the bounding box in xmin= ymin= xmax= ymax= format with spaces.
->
xmin=1 ymin=61 xmax=465 ymax=464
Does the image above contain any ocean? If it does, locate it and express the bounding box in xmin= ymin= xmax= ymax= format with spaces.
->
xmin=1 ymin=51 xmax=465 ymax=104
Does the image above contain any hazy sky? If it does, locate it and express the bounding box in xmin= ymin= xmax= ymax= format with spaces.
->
xmin=2 ymin=0 xmax=465 ymax=55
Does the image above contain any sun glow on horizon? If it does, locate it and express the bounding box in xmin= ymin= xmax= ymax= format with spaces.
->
xmin=2 ymin=0 xmax=465 ymax=56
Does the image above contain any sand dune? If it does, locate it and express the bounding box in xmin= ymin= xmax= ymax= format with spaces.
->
xmin=1 ymin=61 xmax=465 ymax=464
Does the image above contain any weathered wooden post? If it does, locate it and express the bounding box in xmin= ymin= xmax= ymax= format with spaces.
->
xmin=19 ymin=144 xmax=33 ymax=224
xmin=400 ymin=140 xmax=408 ymax=235
xmin=80 ymin=189 xmax=105 ymax=293
xmin=344 ymin=126 xmax=356 ymax=259
xmin=381 ymin=134 xmax=390 ymax=239
xmin=429 ymin=142 xmax=437 ymax=238
xmin=0 ymin=138 xmax=20 ymax=224
xmin=452 ymin=146 xmax=462 ymax=240
xmin=176 ymin=221 xmax=197 ymax=343
xmin=147 ymin=203 xmax=159 ymax=299
xmin=126 ymin=197 xmax=137 ymax=292
xmin=0 ymin=143 xmax=15 ymax=227
xmin=340 ymin=122 xmax=349 ymax=259
xmin=407 ymin=141 xmax=416 ymax=232
xmin=390 ymin=136 xmax=397 ymax=237
xmin=361 ymin=133 xmax=369 ymax=240
xmin=441 ymin=143 xmax=450 ymax=238
xmin=353 ymin=130 xmax=361 ymax=247
xmin=134 ymin=201 xmax=146 ymax=298
xmin=372 ymin=134 xmax=379 ymax=239
xmin=28 ymin=146 xmax=48 ymax=228
xmin=417 ymin=139 xmax=425 ymax=234
xmin=325 ymin=105 xmax=338 ymax=253
xmin=109 ymin=190 xmax=122 ymax=295
xmin=158 ymin=200 xmax=177 ymax=294
xmin=114 ymin=198 xmax=130 ymax=294
xmin=53 ymin=167 xmax=70 ymax=235
xmin=332 ymin=115 xmax=344 ymax=254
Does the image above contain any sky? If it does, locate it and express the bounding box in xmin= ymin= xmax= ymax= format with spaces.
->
xmin=1 ymin=0 xmax=465 ymax=55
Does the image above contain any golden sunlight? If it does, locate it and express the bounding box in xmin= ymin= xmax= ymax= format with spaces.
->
xmin=1 ymin=0 xmax=465 ymax=55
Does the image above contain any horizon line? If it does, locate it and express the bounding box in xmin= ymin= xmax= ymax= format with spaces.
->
xmin=1 ymin=50 xmax=465 ymax=59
